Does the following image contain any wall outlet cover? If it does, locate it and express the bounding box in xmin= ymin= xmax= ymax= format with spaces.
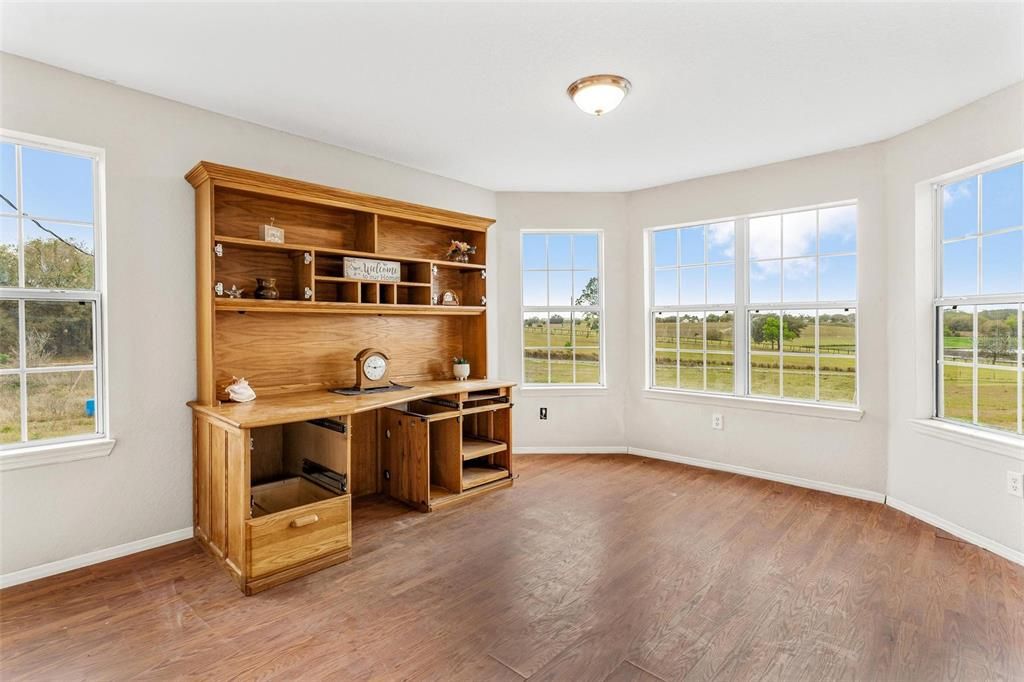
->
xmin=712 ymin=414 xmax=724 ymax=430
xmin=539 ymin=407 xmax=548 ymax=420
xmin=1008 ymin=471 xmax=1023 ymax=498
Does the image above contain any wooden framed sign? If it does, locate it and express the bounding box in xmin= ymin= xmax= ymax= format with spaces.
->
xmin=343 ymin=257 xmax=400 ymax=282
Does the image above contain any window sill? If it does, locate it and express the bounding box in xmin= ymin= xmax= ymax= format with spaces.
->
xmin=518 ymin=385 xmax=609 ymax=397
xmin=0 ymin=438 xmax=116 ymax=471
xmin=911 ymin=419 xmax=1022 ymax=461
xmin=641 ymin=389 xmax=864 ymax=422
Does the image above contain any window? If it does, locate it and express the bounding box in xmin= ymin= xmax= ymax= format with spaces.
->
xmin=651 ymin=221 xmax=736 ymax=393
xmin=936 ymin=161 xmax=1022 ymax=436
xmin=647 ymin=203 xmax=858 ymax=406
xmin=1 ymin=133 xmax=106 ymax=450
xmin=521 ymin=231 xmax=603 ymax=386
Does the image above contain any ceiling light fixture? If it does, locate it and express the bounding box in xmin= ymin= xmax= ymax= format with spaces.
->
xmin=567 ymin=74 xmax=631 ymax=116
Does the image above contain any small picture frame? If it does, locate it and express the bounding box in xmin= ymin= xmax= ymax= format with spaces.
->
xmin=260 ymin=223 xmax=285 ymax=243
xmin=440 ymin=289 xmax=460 ymax=306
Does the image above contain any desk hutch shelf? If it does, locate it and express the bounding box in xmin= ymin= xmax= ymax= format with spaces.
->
xmin=186 ymin=162 xmax=514 ymax=594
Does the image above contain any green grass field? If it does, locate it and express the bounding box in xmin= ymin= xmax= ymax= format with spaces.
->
xmin=942 ymin=364 xmax=1020 ymax=432
xmin=653 ymin=353 xmax=856 ymax=403
xmin=0 ymin=371 xmax=96 ymax=444
xmin=652 ymin=317 xmax=856 ymax=355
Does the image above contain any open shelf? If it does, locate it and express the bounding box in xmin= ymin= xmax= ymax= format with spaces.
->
xmin=216 ymin=298 xmax=485 ymax=316
xmin=315 ymin=276 xmax=430 ymax=287
xmin=429 ymin=484 xmax=457 ymax=504
xmin=213 ymin=235 xmax=485 ymax=270
xmin=462 ymin=466 xmax=509 ymax=489
xmin=462 ymin=437 xmax=507 ymax=461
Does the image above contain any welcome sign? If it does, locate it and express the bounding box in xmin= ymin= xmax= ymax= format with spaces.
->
xmin=343 ymin=257 xmax=401 ymax=282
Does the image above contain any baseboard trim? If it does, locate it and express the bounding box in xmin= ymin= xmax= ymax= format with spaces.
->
xmin=885 ymin=497 xmax=1023 ymax=567
xmin=0 ymin=527 xmax=194 ymax=589
xmin=627 ymin=446 xmax=887 ymax=503
xmin=514 ymin=446 xmax=629 ymax=455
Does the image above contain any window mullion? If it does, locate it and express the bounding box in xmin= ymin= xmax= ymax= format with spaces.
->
xmin=972 ymin=306 xmax=979 ymax=424
xmin=736 ymin=217 xmax=748 ymax=397
xmin=17 ymin=299 xmax=27 ymax=443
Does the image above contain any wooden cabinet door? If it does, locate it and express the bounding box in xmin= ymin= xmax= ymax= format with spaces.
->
xmin=380 ymin=409 xmax=429 ymax=510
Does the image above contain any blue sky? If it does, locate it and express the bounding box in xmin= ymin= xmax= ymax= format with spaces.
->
xmin=522 ymin=233 xmax=600 ymax=306
xmin=0 ymin=143 xmax=96 ymax=261
xmin=943 ymin=162 xmax=1023 ymax=296
xmin=649 ymin=210 xmax=859 ymax=306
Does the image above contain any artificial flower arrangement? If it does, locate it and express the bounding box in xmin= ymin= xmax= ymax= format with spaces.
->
xmin=445 ymin=239 xmax=477 ymax=263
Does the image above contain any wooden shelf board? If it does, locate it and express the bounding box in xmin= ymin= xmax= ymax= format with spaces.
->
xmin=214 ymin=235 xmax=310 ymax=252
xmin=213 ymin=235 xmax=485 ymax=270
xmin=462 ymin=438 xmax=507 ymax=461
xmin=315 ymin=276 xmax=430 ymax=287
xmin=215 ymin=298 xmax=485 ymax=316
xmin=462 ymin=466 xmax=509 ymax=489
xmin=429 ymin=485 xmax=457 ymax=504
xmin=461 ymin=402 xmax=511 ymax=416
xmin=429 ymin=477 xmax=513 ymax=509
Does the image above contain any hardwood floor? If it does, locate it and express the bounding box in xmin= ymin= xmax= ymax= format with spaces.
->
xmin=2 ymin=454 xmax=1022 ymax=680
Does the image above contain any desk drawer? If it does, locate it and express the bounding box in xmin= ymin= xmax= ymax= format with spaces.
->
xmin=246 ymin=493 xmax=351 ymax=579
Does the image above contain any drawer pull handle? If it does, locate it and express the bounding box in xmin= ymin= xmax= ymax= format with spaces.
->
xmin=290 ymin=514 xmax=320 ymax=528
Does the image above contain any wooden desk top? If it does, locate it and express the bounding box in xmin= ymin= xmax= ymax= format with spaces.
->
xmin=189 ymin=379 xmax=516 ymax=429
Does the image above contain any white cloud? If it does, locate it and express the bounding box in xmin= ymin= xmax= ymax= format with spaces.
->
xmin=943 ymin=180 xmax=973 ymax=207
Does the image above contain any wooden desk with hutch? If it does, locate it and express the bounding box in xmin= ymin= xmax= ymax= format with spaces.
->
xmin=186 ymin=162 xmax=514 ymax=595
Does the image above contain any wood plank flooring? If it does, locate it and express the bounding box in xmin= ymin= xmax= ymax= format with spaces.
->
xmin=2 ymin=454 xmax=1022 ymax=680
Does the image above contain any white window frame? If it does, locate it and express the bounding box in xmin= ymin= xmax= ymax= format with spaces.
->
xmin=648 ymin=218 xmax=739 ymax=395
xmin=520 ymin=229 xmax=605 ymax=389
xmin=644 ymin=201 xmax=861 ymax=416
xmin=933 ymin=157 xmax=1023 ymax=438
xmin=0 ymin=129 xmax=113 ymax=470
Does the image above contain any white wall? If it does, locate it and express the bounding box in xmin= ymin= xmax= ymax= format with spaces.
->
xmin=495 ymin=193 xmax=628 ymax=450
xmin=624 ymin=144 xmax=890 ymax=496
xmin=884 ymin=82 xmax=1024 ymax=555
xmin=0 ymin=54 xmax=496 ymax=576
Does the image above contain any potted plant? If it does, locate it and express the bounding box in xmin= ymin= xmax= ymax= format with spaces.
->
xmin=445 ymin=240 xmax=476 ymax=263
xmin=452 ymin=356 xmax=470 ymax=381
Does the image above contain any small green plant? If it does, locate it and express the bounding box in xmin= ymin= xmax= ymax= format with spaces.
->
xmin=452 ymin=356 xmax=469 ymax=365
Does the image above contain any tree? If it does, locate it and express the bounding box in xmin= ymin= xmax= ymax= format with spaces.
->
xmin=751 ymin=316 xmax=797 ymax=350
xmin=979 ymin=320 xmax=1014 ymax=365
xmin=550 ymin=314 xmax=564 ymax=325
xmin=573 ymin=277 xmax=599 ymax=341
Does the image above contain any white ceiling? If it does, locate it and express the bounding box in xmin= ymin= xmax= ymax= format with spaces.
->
xmin=2 ymin=2 xmax=1022 ymax=192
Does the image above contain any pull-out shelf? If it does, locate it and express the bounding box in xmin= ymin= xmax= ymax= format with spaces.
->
xmin=462 ymin=437 xmax=507 ymax=461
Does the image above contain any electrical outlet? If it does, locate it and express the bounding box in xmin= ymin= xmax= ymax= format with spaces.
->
xmin=711 ymin=413 xmax=724 ymax=430
xmin=1008 ymin=471 xmax=1023 ymax=498
xmin=539 ymin=407 xmax=548 ymax=420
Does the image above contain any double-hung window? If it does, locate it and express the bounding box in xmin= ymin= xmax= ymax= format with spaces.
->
xmin=647 ymin=202 xmax=858 ymax=406
xmin=651 ymin=221 xmax=737 ymax=393
xmin=521 ymin=231 xmax=603 ymax=386
xmin=935 ymin=160 xmax=1022 ymax=435
xmin=0 ymin=133 xmax=106 ymax=451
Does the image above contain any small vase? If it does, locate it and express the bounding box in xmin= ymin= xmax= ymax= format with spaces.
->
xmin=254 ymin=278 xmax=280 ymax=300
xmin=453 ymin=363 xmax=470 ymax=381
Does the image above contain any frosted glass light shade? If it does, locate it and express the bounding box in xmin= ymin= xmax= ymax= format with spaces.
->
xmin=567 ymin=75 xmax=631 ymax=116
